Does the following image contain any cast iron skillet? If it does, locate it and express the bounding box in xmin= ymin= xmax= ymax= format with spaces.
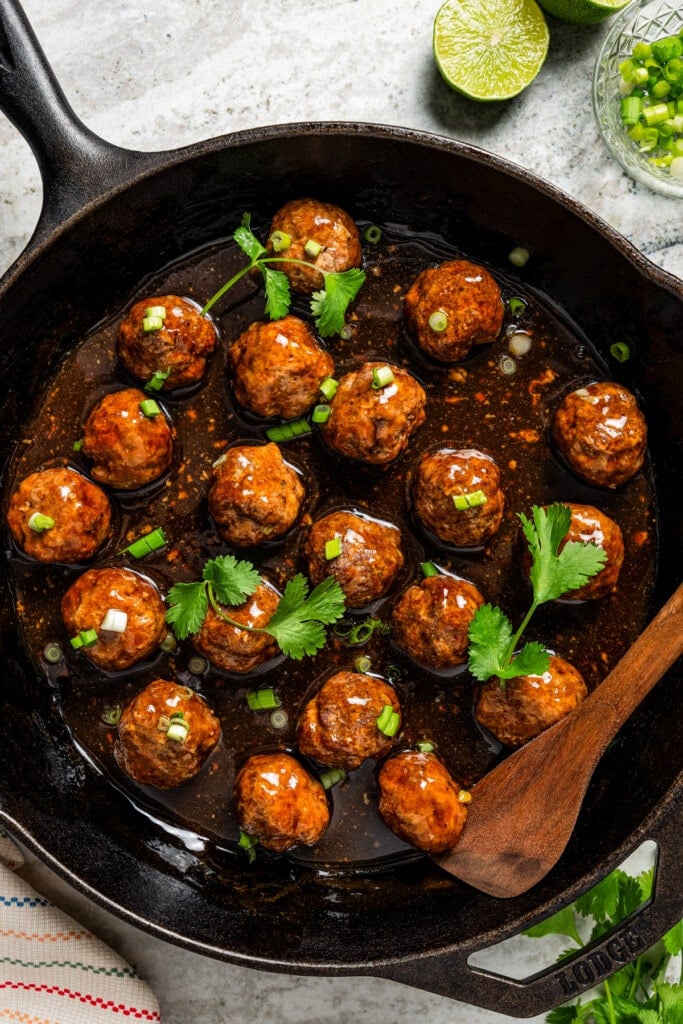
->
xmin=0 ymin=0 xmax=681 ymax=1015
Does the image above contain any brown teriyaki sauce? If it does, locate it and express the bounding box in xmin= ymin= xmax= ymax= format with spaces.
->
xmin=6 ymin=221 xmax=656 ymax=871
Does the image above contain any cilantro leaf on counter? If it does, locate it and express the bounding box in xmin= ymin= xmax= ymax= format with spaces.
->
xmin=202 ymin=212 xmax=366 ymax=337
xmin=467 ymin=504 xmax=607 ymax=684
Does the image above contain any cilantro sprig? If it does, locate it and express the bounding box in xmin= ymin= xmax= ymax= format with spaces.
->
xmin=201 ymin=213 xmax=365 ymax=337
xmin=524 ymin=866 xmax=682 ymax=1024
xmin=165 ymin=555 xmax=346 ymax=661
xmin=468 ymin=504 xmax=607 ymax=683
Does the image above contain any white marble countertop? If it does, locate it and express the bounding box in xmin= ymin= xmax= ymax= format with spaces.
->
xmin=0 ymin=2 xmax=680 ymax=1023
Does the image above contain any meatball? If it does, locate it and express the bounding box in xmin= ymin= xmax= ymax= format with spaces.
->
xmin=412 ymin=448 xmax=505 ymax=547
xmin=266 ymin=198 xmax=362 ymax=294
xmin=297 ymin=671 xmax=401 ymax=770
xmin=552 ymin=382 xmax=647 ymax=488
xmin=7 ymin=467 xmax=111 ymax=563
xmin=404 ymin=259 xmax=504 ymax=362
xmin=320 ymin=362 xmax=426 ymax=465
xmin=234 ymin=752 xmax=330 ymax=852
xmin=523 ymin=503 xmax=624 ymax=601
xmin=117 ymin=294 xmax=217 ymax=390
xmin=305 ymin=511 xmax=404 ymax=608
xmin=475 ymin=654 xmax=588 ymax=748
xmin=115 ymin=679 xmax=220 ymax=789
xmin=229 ymin=315 xmax=334 ymax=420
xmin=208 ymin=443 xmax=305 ymax=547
xmin=377 ymin=751 xmax=468 ymax=854
xmin=82 ymin=388 xmax=173 ymax=490
xmin=193 ymin=580 xmax=279 ymax=674
xmin=391 ymin=574 xmax=484 ymax=669
xmin=61 ymin=567 xmax=167 ymax=671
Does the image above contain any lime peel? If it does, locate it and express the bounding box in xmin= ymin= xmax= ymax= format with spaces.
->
xmin=433 ymin=0 xmax=550 ymax=102
xmin=536 ymin=0 xmax=631 ymax=26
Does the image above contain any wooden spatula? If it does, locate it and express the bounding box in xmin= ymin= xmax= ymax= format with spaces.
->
xmin=434 ymin=583 xmax=683 ymax=897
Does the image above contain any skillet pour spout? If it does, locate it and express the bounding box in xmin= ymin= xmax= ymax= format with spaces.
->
xmin=0 ymin=0 xmax=682 ymax=1016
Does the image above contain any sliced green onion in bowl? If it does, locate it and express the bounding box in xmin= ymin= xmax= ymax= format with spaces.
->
xmin=28 ymin=512 xmax=55 ymax=532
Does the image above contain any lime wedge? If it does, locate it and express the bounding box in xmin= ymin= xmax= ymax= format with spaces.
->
xmin=536 ymin=0 xmax=631 ymax=25
xmin=433 ymin=0 xmax=550 ymax=102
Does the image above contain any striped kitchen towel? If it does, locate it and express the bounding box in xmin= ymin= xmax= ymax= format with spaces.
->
xmin=0 ymin=828 xmax=161 ymax=1022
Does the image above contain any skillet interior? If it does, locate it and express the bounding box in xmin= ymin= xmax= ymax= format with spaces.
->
xmin=0 ymin=126 xmax=681 ymax=997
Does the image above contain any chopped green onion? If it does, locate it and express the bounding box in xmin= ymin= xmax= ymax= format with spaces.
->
xmin=354 ymin=654 xmax=372 ymax=674
xmin=100 ymin=608 xmax=128 ymax=633
xmin=166 ymin=719 xmax=189 ymax=743
xmin=187 ymin=656 xmax=207 ymax=675
xmin=319 ymin=377 xmax=338 ymax=401
xmin=508 ymin=246 xmax=530 ymax=267
xmin=43 ymin=642 xmax=62 ymax=664
xmin=339 ymin=324 xmax=355 ymax=341
xmin=376 ymin=705 xmax=400 ymax=738
xmin=332 ymin=619 xmax=353 ymax=638
xmin=371 ymin=365 xmax=395 ymax=389
xmin=620 ymin=96 xmax=642 ymax=125
xmin=139 ymin=399 xmax=161 ymax=418
xmin=499 ymin=354 xmax=517 ymax=375
xmin=508 ymin=297 xmax=526 ymax=316
xmin=651 ymin=36 xmax=682 ymax=64
xmin=642 ymin=102 xmax=670 ymax=126
xmin=269 ymin=709 xmax=289 ymax=730
xmin=265 ymin=418 xmax=311 ymax=442
xmin=508 ymin=331 xmax=532 ymax=358
xmin=160 ymin=632 xmax=177 ymax=653
xmin=633 ymin=42 xmax=652 ymax=61
xmin=320 ymin=768 xmax=346 ymax=790
xmin=630 ymin=66 xmax=650 ymax=86
xmin=610 ymin=341 xmax=631 ymax=362
xmin=325 ymin=536 xmax=342 ymax=560
xmin=119 ymin=527 xmax=167 ymax=558
xmin=27 ymin=512 xmax=55 ymax=532
xmin=457 ymin=789 xmax=472 ymax=804
xmin=385 ymin=664 xmax=402 ymax=682
xmin=420 ymin=561 xmax=439 ymax=578
xmin=144 ymin=305 xmax=167 ymax=319
xmin=70 ymin=629 xmax=98 ymax=650
xmin=269 ymin=230 xmax=292 ymax=252
xmin=652 ymin=79 xmax=671 ymax=99
xmin=312 ymin=403 xmax=331 ymax=424
xmin=453 ymin=489 xmax=487 ymax=511
xmin=142 ymin=315 xmax=164 ymax=333
xmin=238 ymin=831 xmax=259 ymax=863
xmin=144 ymin=367 xmax=171 ymax=392
xmin=157 ymin=715 xmax=171 ymax=732
xmin=428 ymin=310 xmax=449 ymax=332
xmin=364 ymin=224 xmax=382 ymax=244
xmin=246 ymin=688 xmax=281 ymax=711
xmin=72 ymin=439 xmax=84 ymax=452
xmin=102 ymin=704 xmax=123 ymax=726
xmin=304 ymin=238 xmax=323 ymax=258
xmin=415 ymin=740 xmax=434 ymax=753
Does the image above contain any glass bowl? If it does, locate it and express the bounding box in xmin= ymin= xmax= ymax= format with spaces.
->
xmin=592 ymin=0 xmax=683 ymax=199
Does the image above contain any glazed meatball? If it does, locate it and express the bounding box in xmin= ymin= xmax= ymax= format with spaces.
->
xmin=305 ymin=511 xmax=404 ymax=608
xmin=320 ymin=362 xmax=426 ymax=465
xmin=475 ymin=654 xmax=588 ymax=748
xmin=117 ymin=294 xmax=217 ymax=390
xmin=61 ymin=567 xmax=167 ymax=671
xmin=412 ymin=448 xmax=505 ymax=547
xmin=266 ymin=198 xmax=362 ymax=294
xmin=234 ymin=752 xmax=330 ymax=852
xmin=391 ymin=575 xmax=484 ymax=669
xmin=82 ymin=388 xmax=173 ymax=490
xmin=377 ymin=751 xmax=468 ymax=854
xmin=193 ymin=580 xmax=279 ymax=673
xmin=523 ymin=503 xmax=624 ymax=601
xmin=552 ymin=382 xmax=647 ymax=488
xmin=404 ymin=259 xmax=504 ymax=362
xmin=7 ymin=467 xmax=111 ymax=563
xmin=115 ymin=679 xmax=220 ymax=789
xmin=208 ymin=443 xmax=305 ymax=547
xmin=297 ymin=671 xmax=401 ymax=770
xmin=229 ymin=316 xmax=334 ymax=420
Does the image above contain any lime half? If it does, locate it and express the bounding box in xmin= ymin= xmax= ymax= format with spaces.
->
xmin=536 ymin=0 xmax=631 ymax=25
xmin=433 ymin=0 xmax=550 ymax=101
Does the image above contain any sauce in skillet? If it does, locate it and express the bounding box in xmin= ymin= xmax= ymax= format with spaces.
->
xmin=5 ymin=221 xmax=657 ymax=868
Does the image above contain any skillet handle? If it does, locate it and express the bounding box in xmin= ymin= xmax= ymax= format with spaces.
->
xmin=0 ymin=0 xmax=157 ymax=248
xmin=373 ymin=790 xmax=682 ymax=1016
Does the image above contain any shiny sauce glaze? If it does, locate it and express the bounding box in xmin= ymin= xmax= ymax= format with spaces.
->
xmin=6 ymin=222 xmax=656 ymax=869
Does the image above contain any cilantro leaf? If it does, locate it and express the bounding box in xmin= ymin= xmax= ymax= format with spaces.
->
xmin=265 ymin=575 xmax=346 ymax=660
xmin=662 ymin=921 xmax=683 ymax=958
xmin=546 ymin=1007 xmax=585 ymax=1024
xmin=233 ymin=212 xmax=266 ymax=262
xmin=656 ymin=983 xmax=683 ymax=1024
xmin=639 ymin=868 xmax=655 ymax=904
xmin=165 ymin=581 xmax=208 ymax=640
xmin=505 ymin=641 xmax=550 ymax=680
xmin=614 ymin=874 xmax=646 ymax=923
xmin=576 ymin=870 xmax=624 ymax=922
xmin=202 ymin=555 xmax=260 ymax=607
xmin=260 ymin=264 xmax=291 ymax=320
xmin=519 ymin=504 xmax=607 ymax=604
xmin=310 ymin=267 xmax=365 ymax=337
xmin=524 ymin=905 xmax=583 ymax=947
xmin=467 ymin=604 xmax=514 ymax=682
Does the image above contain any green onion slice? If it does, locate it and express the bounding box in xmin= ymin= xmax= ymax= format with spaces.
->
xmin=269 ymin=709 xmax=289 ymax=730
xmin=28 ymin=512 xmax=55 ymax=532
xmin=144 ymin=367 xmax=171 ymax=392
xmin=304 ymin=238 xmax=323 ymax=258
xmin=238 ymin=831 xmax=259 ymax=862
xmin=610 ymin=341 xmax=631 ymax=363
xmin=420 ymin=561 xmax=439 ymax=578
xmin=363 ymin=225 xmax=382 ymax=244
xmin=43 ymin=642 xmax=63 ymax=664
xmin=139 ymin=398 xmax=161 ymax=418
xmin=72 ymin=439 xmax=84 ymax=452
xmin=70 ymin=629 xmax=98 ymax=650
xmin=166 ymin=720 xmax=189 ymax=743
xmin=144 ymin=305 xmax=167 ymax=320
xmin=415 ymin=740 xmax=434 ymax=753
xmin=311 ymin=403 xmax=331 ymax=424
xmin=508 ymin=297 xmax=526 ymax=316
xmin=265 ymin=418 xmax=312 ymax=442
xmin=320 ymin=768 xmax=347 ymax=790
xmin=269 ymin=230 xmax=292 ymax=252
xmin=371 ymin=365 xmax=395 ymax=390
xmin=508 ymin=246 xmax=530 ymax=268
xmin=354 ymin=654 xmax=372 ymax=674
xmin=376 ymin=705 xmax=400 ymax=738
xmin=246 ymin=688 xmax=281 ymax=712
xmin=325 ymin=536 xmax=342 ymax=560
xmin=319 ymin=377 xmax=338 ymax=401
xmin=102 ymin=704 xmax=123 ymax=726
xmin=428 ymin=310 xmax=448 ymax=333
xmin=453 ymin=490 xmax=487 ymax=511
xmin=119 ymin=527 xmax=167 ymax=558
xmin=142 ymin=315 xmax=164 ymax=333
